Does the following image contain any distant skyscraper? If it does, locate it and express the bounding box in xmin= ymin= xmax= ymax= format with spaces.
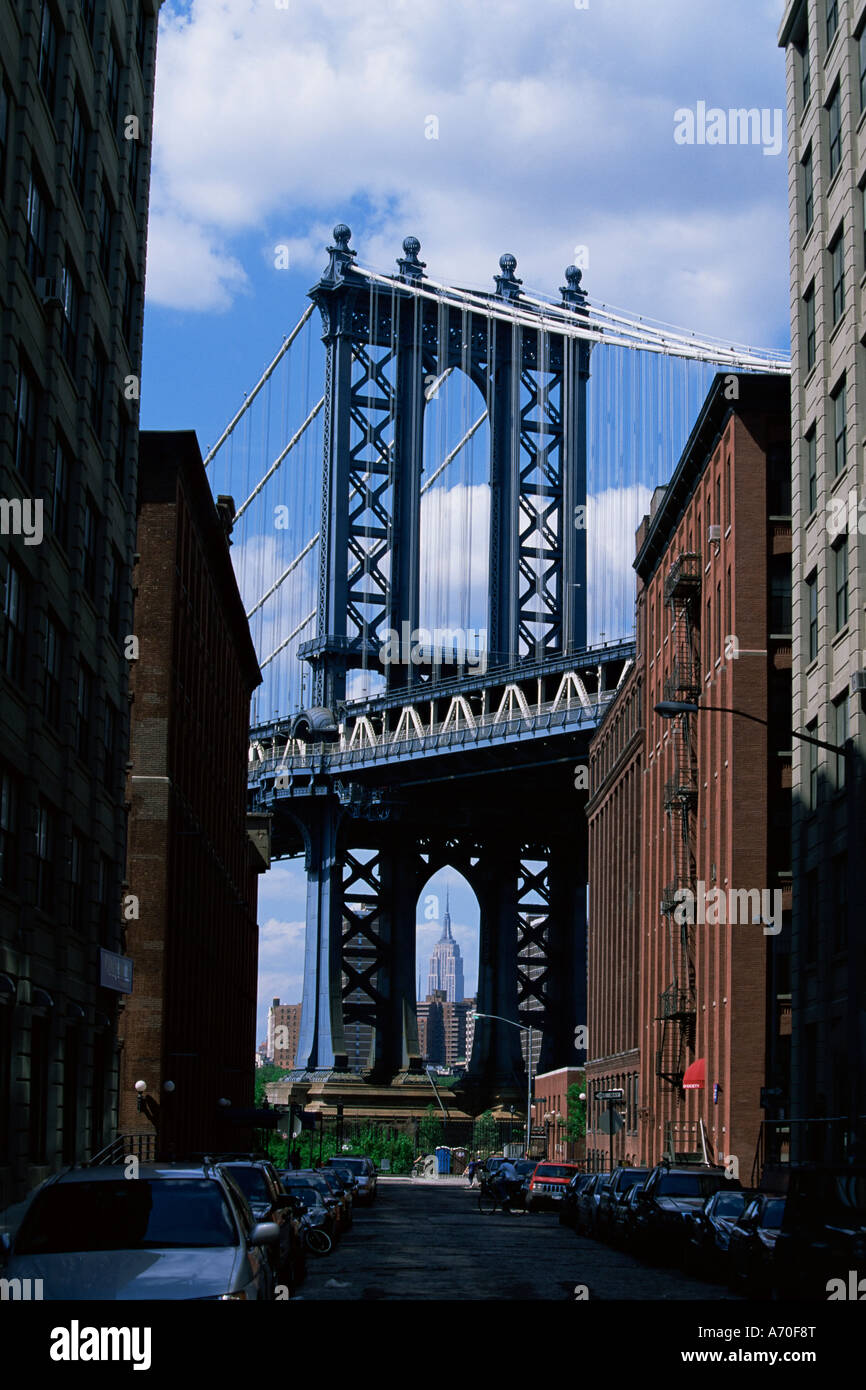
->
xmin=426 ymin=889 xmax=464 ymax=1002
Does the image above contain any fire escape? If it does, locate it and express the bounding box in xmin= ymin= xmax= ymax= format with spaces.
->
xmin=655 ymin=553 xmax=700 ymax=1088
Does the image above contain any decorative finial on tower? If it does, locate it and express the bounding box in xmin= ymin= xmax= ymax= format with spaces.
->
xmin=494 ymin=252 xmax=522 ymax=301
xmin=321 ymin=223 xmax=357 ymax=284
xmin=397 ymin=235 xmax=426 ymax=282
xmin=560 ymin=264 xmax=588 ymax=312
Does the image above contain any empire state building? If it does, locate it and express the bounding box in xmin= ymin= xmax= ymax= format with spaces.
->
xmin=426 ymin=890 xmax=464 ymax=1003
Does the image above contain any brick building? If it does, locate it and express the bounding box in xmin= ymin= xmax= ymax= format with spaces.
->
xmin=118 ymin=431 xmax=268 ymax=1157
xmin=585 ymin=664 xmax=643 ymax=1169
xmin=267 ymin=998 xmax=301 ymax=1069
xmin=531 ymin=1066 xmax=586 ymax=1164
xmin=0 ymin=0 xmax=159 ymax=1209
xmin=634 ymin=371 xmax=791 ymax=1172
xmin=417 ymin=990 xmax=474 ymax=1069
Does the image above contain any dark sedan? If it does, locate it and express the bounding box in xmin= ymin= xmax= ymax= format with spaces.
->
xmin=576 ymin=1173 xmax=610 ymax=1236
xmin=596 ymin=1167 xmax=650 ymax=1241
xmin=632 ymin=1164 xmax=732 ymax=1262
xmin=683 ymin=1188 xmax=754 ymax=1280
xmin=727 ymin=1194 xmax=785 ymax=1296
xmin=610 ymin=1181 xmax=645 ymax=1248
xmin=279 ymin=1178 xmax=338 ymax=1243
xmin=559 ymin=1172 xmax=592 ymax=1229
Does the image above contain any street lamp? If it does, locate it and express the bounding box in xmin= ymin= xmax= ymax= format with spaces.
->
xmin=472 ymin=1011 xmax=534 ymax=1157
xmin=655 ymin=696 xmax=858 ymax=1161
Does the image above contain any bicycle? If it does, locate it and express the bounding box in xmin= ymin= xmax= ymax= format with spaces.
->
xmin=477 ymin=1175 xmax=519 ymax=1215
xmin=300 ymin=1220 xmax=333 ymax=1255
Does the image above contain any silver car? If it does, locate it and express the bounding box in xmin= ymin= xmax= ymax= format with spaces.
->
xmin=0 ymin=1163 xmax=280 ymax=1300
xmin=325 ymin=1155 xmax=377 ymax=1204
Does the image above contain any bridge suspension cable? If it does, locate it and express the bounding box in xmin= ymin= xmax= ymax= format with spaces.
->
xmin=245 ymin=532 xmax=320 ymax=620
xmin=421 ymin=410 xmax=488 ymax=494
xmin=233 ymin=396 xmax=325 ymax=522
xmin=202 ymin=303 xmax=316 ymax=467
xmin=260 ymin=608 xmax=316 ymax=670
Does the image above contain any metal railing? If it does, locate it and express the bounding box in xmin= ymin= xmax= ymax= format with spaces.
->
xmin=86 ymin=1132 xmax=158 ymax=1166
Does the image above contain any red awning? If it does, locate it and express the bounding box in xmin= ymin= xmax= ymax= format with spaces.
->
xmin=682 ymin=1058 xmax=706 ymax=1090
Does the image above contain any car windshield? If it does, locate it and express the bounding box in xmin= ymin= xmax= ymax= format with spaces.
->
xmin=283 ymin=1186 xmax=325 ymax=1209
xmin=222 ymin=1167 xmax=270 ymax=1203
xmin=15 ymin=1179 xmax=239 ymax=1254
xmin=534 ymin=1165 xmax=574 ymax=1180
xmin=514 ymin=1161 xmax=537 ymax=1176
xmin=328 ymin=1158 xmax=366 ymax=1175
xmin=712 ymin=1192 xmax=747 ymax=1218
xmin=761 ymin=1199 xmax=785 ymax=1229
xmin=618 ymin=1170 xmax=649 ymax=1191
xmin=658 ymin=1173 xmax=725 ymax=1197
xmin=290 ymin=1174 xmax=329 ymax=1192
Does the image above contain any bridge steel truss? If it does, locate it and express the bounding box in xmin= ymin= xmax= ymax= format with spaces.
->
xmin=252 ymin=226 xmax=619 ymax=1109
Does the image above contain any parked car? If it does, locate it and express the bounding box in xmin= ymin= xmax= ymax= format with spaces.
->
xmin=576 ymin=1172 xmax=610 ymax=1236
xmin=596 ymin=1167 xmax=650 ymax=1241
xmin=278 ymin=1177 xmax=338 ymax=1244
xmin=325 ymin=1155 xmax=377 ymax=1204
xmin=683 ymin=1187 xmax=754 ymax=1280
xmin=213 ymin=1156 xmax=305 ymax=1292
xmin=283 ymin=1172 xmax=344 ymax=1236
xmin=559 ymin=1172 xmax=592 ymax=1228
xmin=525 ymin=1162 xmax=583 ymax=1212
xmin=610 ymin=1180 xmax=645 ymax=1248
xmin=0 ymin=1164 xmax=279 ymax=1300
xmin=632 ymin=1163 xmax=732 ymax=1262
xmin=314 ymin=1166 xmax=354 ymax=1228
xmin=727 ymin=1193 xmax=786 ymax=1296
xmin=773 ymin=1166 xmax=866 ymax=1301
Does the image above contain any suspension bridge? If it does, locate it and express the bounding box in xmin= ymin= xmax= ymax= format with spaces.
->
xmin=204 ymin=224 xmax=789 ymax=1113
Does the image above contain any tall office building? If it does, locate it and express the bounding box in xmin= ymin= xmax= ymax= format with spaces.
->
xmin=0 ymin=0 xmax=159 ymax=1208
xmin=426 ymin=890 xmax=464 ymax=1002
xmin=779 ymin=0 xmax=864 ymax=1156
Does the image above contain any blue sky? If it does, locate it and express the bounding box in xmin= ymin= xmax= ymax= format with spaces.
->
xmin=139 ymin=0 xmax=792 ymax=1043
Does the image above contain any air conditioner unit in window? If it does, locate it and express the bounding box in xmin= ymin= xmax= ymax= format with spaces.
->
xmin=708 ymin=524 xmax=721 ymax=543
xmin=36 ymin=276 xmax=62 ymax=307
xmin=850 ymin=669 xmax=866 ymax=694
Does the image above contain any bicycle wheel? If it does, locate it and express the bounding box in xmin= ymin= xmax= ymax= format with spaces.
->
xmin=304 ymin=1227 xmax=333 ymax=1255
xmin=478 ymin=1187 xmax=498 ymax=1216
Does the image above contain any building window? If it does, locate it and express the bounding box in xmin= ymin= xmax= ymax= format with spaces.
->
xmin=806 ymin=427 xmax=817 ymax=514
xmin=800 ymin=33 xmax=811 ymax=109
xmin=0 ymin=769 xmax=19 ymax=892
xmin=803 ymin=145 xmax=814 ymax=233
xmin=830 ymin=226 xmax=845 ymax=323
xmin=832 ymin=377 xmax=847 ymax=475
xmin=59 ymin=258 xmax=81 ymax=374
xmin=828 ymin=85 xmax=842 ymax=179
xmin=80 ymin=0 xmax=94 ymax=43
xmin=38 ymin=2 xmax=59 ymax=113
xmin=806 ymin=571 xmax=818 ymax=662
xmin=43 ymin=614 xmax=62 ymax=726
xmin=833 ymin=534 xmax=848 ymax=631
xmin=69 ymin=833 xmax=84 ymax=932
xmin=81 ymin=494 xmax=98 ymax=598
xmin=805 ymin=867 xmax=819 ymax=959
xmin=98 ymin=180 xmax=113 ymax=282
xmin=25 ymin=168 xmax=48 ymax=282
xmin=51 ymin=436 xmax=71 ymax=550
xmin=826 ymin=0 xmax=838 ymax=49
xmin=14 ymin=361 xmax=39 ymax=485
xmin=107 ymin=545 xmax=123 ymax=639
xmin=35 ymin=802 xmax=56 ymax=913
xmin=807 ymin=723 xmax=819 ymax=812
xmin=770 ymin=555 xmax=791 ymax=633
xmin=106 ymin=36 xmax=121 ymax=132
xmin=768 ymin=442 xmax=791 ymax=515
xmin=103 ymin=700 xmax=117 ymax=790
xmin=3 ymin=559 xmax=28 ymax=686
xmin=832 ymin=853 xmax=848 ymax=953
xmin=29 ymin=1014 xmax=50 ymax=1162
xmin=116 ymin=414 xmax=129 ymax=493
xmin=833 ymin=694 xmax=848 ymax=789
xmin=127 ymin=134 xmax=140 ymax=205
xmin=0 ymin=79 xmax=10 ymax=199
xmin=75 ymin=662 xmax=92 ymax=760
xmin=804 ymin=283 xmax=815 ymax=370
xmin=121 ymin=259 xmax=136 ymax=351
xmin=69 ymin=94 xmax=88 ymax=205
xmin=90 ymin=337 xmax=108 ymax=441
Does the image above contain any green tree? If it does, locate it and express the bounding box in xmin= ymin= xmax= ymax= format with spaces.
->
xmin=417 ymin=1105 xmax=444 ymax=1153
xmin=472 ymin=1109 xmax=498 ymax=1155
xmin=566 ymin=1079 xmax=586 ymax=1142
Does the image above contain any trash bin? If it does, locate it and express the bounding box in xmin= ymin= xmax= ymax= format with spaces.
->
xmin=435 ymin=1146 xmax=451 ymax=1175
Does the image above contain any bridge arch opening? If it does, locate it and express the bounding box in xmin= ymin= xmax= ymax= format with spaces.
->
xmin=415 ymin=867 xmax=479 ymax=1076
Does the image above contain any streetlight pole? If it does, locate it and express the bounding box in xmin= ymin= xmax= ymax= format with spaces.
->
xmin=472 ymin=1011 xmax=534 ymax=1157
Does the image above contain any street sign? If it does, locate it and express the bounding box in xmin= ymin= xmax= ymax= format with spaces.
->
xmin=597 ymin=1109 xmax=625 ymax=1135
xmin=99 ymin=948 xmax=133 ymax=994
xmin=595 ymin=1089 xmax=624 ymax=1100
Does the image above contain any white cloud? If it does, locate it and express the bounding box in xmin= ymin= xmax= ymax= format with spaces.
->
xmin=148 ymin=0 xmax=788 ymax=339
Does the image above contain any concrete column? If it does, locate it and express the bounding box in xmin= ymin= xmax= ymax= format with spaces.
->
xmin=294 ymin=798 xmax=348 ymax=1071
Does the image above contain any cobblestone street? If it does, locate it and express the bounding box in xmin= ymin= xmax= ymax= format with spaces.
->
xmin=299 ymin=1178 xmax=743 ymax=1301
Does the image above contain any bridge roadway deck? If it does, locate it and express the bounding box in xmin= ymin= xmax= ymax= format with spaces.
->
xmin=298 ymin=1177 xmax=739 ymax=1302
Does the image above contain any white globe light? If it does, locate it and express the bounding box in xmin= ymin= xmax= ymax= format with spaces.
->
xmin=134 ymin=1080 xmax=147 ymax=1093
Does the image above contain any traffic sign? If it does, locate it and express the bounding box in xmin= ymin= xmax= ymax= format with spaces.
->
xmin=595 ymin=1089 xmax=624 ymax=1100
xmin=597 ymin=1109 xmax=624 ymax=1135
